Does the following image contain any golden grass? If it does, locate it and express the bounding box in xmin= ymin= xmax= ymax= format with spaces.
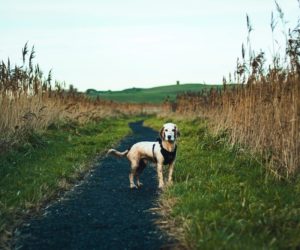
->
xmin=0 ymin=44 xmax=162 ymax=152
xmin=174 ymin=7 xmax=300 ymax=177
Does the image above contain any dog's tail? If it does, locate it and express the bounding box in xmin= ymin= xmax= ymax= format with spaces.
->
xmin=107 ymin=148 xmax=129 ymax=158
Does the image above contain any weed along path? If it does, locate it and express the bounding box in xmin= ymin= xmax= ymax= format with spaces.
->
xmin=13 ymin=121 xmax=173 ymax=250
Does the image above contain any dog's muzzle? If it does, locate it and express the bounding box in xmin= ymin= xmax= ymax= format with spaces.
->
xmin=167 ymin=135 xmax=175 ymax=142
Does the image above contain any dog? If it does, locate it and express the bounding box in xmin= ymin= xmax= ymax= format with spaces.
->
xmin=107 ymin=123 xmax=180 ymax=189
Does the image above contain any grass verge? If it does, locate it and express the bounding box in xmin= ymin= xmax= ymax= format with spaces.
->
xmin=0 ymin=117 xmax=135 ymax=247
xmin=145 ymin=117 xmax=300 ymax=249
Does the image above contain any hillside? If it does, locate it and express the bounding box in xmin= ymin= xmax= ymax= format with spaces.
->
xmin=86 ymin=83 xmax=222 ymax=103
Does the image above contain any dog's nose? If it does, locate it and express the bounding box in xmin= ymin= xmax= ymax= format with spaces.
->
xmin=168 ymin=135 xmax=172 ymax=140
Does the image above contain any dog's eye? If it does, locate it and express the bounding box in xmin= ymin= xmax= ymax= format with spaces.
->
xmin=172 ymin=129 xmax=175 ymax=132
xmin=165 ymin=129 xmax=168 ymax=132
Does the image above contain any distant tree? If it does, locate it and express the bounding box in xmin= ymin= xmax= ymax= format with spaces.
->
xmin=69 ymin=84 xmax=74 ymax=92
xmin=164 ymin=95 xmax=170 ymax=102
xmin=86 ymin=89 xmax=97 ymax=95
xmin=176 ymin=81 xmax=180 ymax=85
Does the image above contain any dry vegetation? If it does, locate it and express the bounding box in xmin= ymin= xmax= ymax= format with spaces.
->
xmin=1 ymin=3 xmax=298 ymax=179
xmin=175 ymin=6 xmax=300 ymax=177
xmin=0 ymin=43 xmax=162 ymax=153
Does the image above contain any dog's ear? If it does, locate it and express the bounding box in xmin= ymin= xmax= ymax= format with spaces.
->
xmin=160 ymin=126 xmax=164 ymax=139
xmin=175 ymin=126 xmax=180 ymax=138
xmin=176 ymin=129 xmax=180 ymax=138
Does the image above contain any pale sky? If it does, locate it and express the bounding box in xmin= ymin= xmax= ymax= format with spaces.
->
xmin=0 ymin=0 xmax=299 ymax=91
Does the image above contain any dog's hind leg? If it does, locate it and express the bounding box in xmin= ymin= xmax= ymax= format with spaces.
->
xmin=129 ymin=161 xmax=139 ymax=189
xmin=129 ymin=169 xmax=137 ymax=189
xmin=136 ymin=159 xmax=147 ymax=188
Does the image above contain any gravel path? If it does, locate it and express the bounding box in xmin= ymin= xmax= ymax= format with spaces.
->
xmin=13 ymin=121 xmax=174 ymax=250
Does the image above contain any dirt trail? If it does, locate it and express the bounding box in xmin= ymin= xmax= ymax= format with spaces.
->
xmin=13 ymin=121 xmax=174 ymax=250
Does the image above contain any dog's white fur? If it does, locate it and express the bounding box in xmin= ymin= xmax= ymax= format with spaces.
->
xmin=107 ymin=123 xmax=179 ymax=189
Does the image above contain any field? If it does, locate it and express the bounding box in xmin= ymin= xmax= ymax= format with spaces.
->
xmin=2 ymin=115 xmax=300 ymax=249
xmin=145 ymin=117 xmax=300 ymax=249
xmin=86 ymin=83 xmax=222 ymax=103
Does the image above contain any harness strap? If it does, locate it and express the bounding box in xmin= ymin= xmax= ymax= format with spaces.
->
xmin=152 ymin=143 xmax=157 ymax=163
xmin=156 ymin=138 xmax=177 ymax=165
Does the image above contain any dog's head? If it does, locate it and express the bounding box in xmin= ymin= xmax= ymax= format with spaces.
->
xmin=160 ymin=123 xmax=180 ymax=142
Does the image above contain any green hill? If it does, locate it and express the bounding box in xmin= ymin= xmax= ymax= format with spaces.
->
xmin=86 ymin=83 xmax=222 ymax=103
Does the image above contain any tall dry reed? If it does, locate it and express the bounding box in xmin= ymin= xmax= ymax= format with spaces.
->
xmin=0 ymin=44 xmax=162 ymax=153
xmin=175 ymin=3 xmax=300 ymax=177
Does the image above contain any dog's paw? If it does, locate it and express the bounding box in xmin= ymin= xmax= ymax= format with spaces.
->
xmin=130 ymin=184 xmax=138 ymax=189
xmin=166 ymin=180 xmax=173 ymax=186
xmin=137 ymin=182 xmax=143 ymax=188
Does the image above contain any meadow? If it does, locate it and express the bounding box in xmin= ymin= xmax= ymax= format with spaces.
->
xmin=86 ymin=83 xmax=222 ymax=103
xmin=145 ymin=117 xmax=300 ymax=249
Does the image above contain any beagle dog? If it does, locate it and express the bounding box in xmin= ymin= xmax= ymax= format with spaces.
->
xmin=107 ymin=123 xmax=180 ymax=189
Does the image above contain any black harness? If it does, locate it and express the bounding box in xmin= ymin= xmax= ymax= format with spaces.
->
xmin=152 ymin=138 xmax=177 ymax=165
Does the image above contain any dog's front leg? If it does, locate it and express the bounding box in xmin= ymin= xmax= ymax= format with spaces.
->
xmin=156 ymin=163 xmax=164 ymax=189
xmin=167 ymin=161 xmax=175 ymax=185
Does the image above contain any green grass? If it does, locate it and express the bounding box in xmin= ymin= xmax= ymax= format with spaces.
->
xmin=86 ymin=83 xmax=223 ymax=103
xmin=0 ymin=117 xmax=135 ymax=244
xmin=144 ymin=117 xmax=300 ymax=249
